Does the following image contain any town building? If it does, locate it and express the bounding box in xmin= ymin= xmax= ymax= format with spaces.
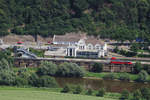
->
xmin=51 ymin=33 xmax=107 ymax=58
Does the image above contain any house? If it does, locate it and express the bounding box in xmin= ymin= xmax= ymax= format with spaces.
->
xmin=52 ymin=33 xmax=107 ymax=58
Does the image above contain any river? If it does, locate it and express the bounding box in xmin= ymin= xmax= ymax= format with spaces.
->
xmin=55 ymin=77 xmax=150 ymax=93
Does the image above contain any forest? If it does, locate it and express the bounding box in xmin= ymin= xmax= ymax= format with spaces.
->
xmin=0 ymin=0 xmax=150 ymax=42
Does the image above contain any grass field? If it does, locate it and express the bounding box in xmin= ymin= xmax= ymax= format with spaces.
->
xmin=0 ymin=87 xmax=117 ymax=100
xmin=85 ymin=72 xmax=139 ymax=80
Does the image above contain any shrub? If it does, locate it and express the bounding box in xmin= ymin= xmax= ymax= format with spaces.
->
xmin=0 ymin=71 xmax=16 ymax=85
xmin=96 ymin=88 xmax=106 ymax=97
xmin=86 ymin=88 xmax=93 ymax=95
xmin=137 ymin=70 xmax=149 ymax=82
xmin=37 ymin=75 xmax=58 ymax=88
xmin=15 ymin=76 xmax=28 ymax=86
xmin=73 ymin=85 xmax=83 ymax=94
xmin=28 ymin=73 xmax=39 ymax=87
xmin=120 ymin=90 xmax=130 ymax=100
xmin=61 ymin=85 xmax=70 ymax=93
xmin=91 ymin=63 xmax=103 ymax=73
xmin=37 ymin=61 xmax=58 ymax=76
xmin=119 ymin=73 xmax=130 ymax=81
xmin=103 ymin=73 xmax=116 ymax=80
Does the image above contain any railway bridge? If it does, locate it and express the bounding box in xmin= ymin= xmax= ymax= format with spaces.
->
xmin=14 ymin=57 xmax=135 ymax=72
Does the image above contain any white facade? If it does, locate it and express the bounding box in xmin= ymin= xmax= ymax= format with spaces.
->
xmin=53 ymin=34 xmax=107 ymax=58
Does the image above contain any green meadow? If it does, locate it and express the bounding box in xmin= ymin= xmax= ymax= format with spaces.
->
xmin=0 ymin=87 xmax=117 ymax=100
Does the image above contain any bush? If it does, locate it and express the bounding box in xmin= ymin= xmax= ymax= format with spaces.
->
xmin=37 ymin=61 xmax=58 ymax=76
xmin=61 ymin=85 xmax=70 ymax=93
xmin=57 ymin=62 xmax=85 ymax=77
xmin=137 ymin=70 xmax=149 ymax=82
xmin=37 ymin=75 xmax=58 ymax=88
xmin=86 ymin=88 xmax=93 ymax=95
xmin=103 ymin=73 xmax=116 ymax=80
xmin=96 ymin=88 xmax=106 ymax=97
xmin=73 ymin=85 xmax=83 ymax=94
xmin=28 ymin=73 xmax=39 ymax=87
xmin=120 ymin=90 xmax=130 ymax=100
xmin=0 ymin=71 xmax=16 ymax=85
xmin=90 ymin=63 xmax=103 ymax=73
xmin=119 ymin=73 xmax=130 ymax=81
xmin=15 ymin=76 xmax=28 ymax=86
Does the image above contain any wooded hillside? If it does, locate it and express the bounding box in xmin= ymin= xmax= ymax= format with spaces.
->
xmin=0 ymin=0 xmax=150 ymax=42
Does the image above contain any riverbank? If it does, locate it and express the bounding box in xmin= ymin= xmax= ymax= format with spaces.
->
xmin=85 ymin=72 xmax=150 ymax=82
xmin=0 ymin=86 xmax=119 ymax=100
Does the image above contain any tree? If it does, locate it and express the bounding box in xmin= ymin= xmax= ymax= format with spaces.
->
xmin=91 ymin=63 xmax=103 ymax=73
xmin=57 ymin=62 xmax=85 ymax=77
xmin=37 ymin=61 xmax=57 ymax=76
xmin=137 ymin=70 xmax=149 ymax=82
xmin=133 ymin=62 xmax=142 ymax=74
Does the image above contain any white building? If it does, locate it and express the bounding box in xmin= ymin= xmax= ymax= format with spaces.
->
xmin=52 ymin=33 xmax=107 ymax=58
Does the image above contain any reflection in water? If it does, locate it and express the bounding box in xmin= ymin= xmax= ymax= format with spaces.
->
xmin=55 ymin=77 xmax=150 ymax=93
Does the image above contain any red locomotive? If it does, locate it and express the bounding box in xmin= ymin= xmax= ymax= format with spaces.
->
xmin=110 ymin=57 xmax=132 ymax=65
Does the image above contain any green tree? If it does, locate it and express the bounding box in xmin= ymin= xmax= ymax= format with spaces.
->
xmin=91 ymin=62 xmax=103 ymax=73
xmin=137 ymin=70 xmax=149 ymax=82
xmin=37 ymin=61 xmax=57 ymax=76
xmin=133 ymin=62 xmax=142 ymax=74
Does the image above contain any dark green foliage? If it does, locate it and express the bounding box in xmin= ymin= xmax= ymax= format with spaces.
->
xmin=61 ymin=85 xmax=70 ymax=93
xmin=28 ymin=73 xmax=39 ymax=87
xmin=57 ymin=62 xmax=85 ymax=77
xmin=91 ymin=63 xmax=103 ymax=73
xmin=37 ymin=61 xmax=58 ymax=76
xmin=0 ymin=58 xmax=16 ymax=85
xmin=37 ymin=75 xmax=58 ymax=88
xmin=133 ymin=62 xmax=142 ymax=74
xmin=120 ymin=90 xmax=130 ymax=100
xmin=137 ymin=70 xmax=149 ymax=82
xmin=0 ymin=0 xmax=150 ymax=42
xmin=15 ymin=76 xmax=28 ymax=86
xmin=86 ymin=88 xmax=93 ymax=95
xmin=73 ymin=85 xmax=83 ymax=94
xmin=96 ymin=88 xmax=106 ymax=97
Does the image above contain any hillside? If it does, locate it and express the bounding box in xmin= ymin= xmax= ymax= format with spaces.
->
xmin=0 ymin=0 xmax=150 ymax=42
